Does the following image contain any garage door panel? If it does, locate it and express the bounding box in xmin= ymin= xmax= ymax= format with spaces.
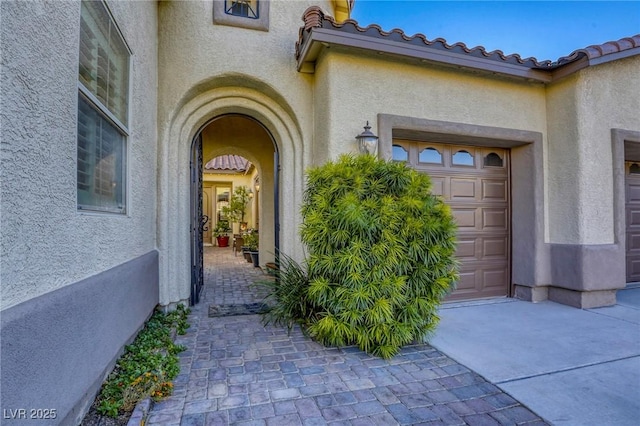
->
xmin=450 ymin=178 xmax=476 ymax=200
xmin=482 ymin=208 xmax=508 ymax=230
xmin=626 ymin=162 xmax=640 ymax=282
xmin=627 ymin=182 xmax=640 ymax=203
xmin=627 ymin=233 xmax=640 ymax=251
xmin=628 ymin=259 xmax=640 ymax=280
xmin=452 ymin=208 xmax=476 ymax=229
xmin=456 ymin=239 xmax=477 ymax=259
xmin=482 ymin=179 xmax=507 ymax=201
xmin=454 ymin=270 xmax=478 ymax=292
xmin=482 ymin=237 xmax=508 ymax=258
xmin=626 ymin=208 xmax=640 ymax=227
xmin=482 ymin=268 xmax=509 ymax=290
xmin=430 ymin=176 xmax=445 ymax=197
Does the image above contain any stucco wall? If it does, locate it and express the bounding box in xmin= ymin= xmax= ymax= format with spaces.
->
xmin=313 ymin=51 xmax=548 ymax=161
xmin=155 ymin=0 xmax=333 ymax=304
xmin=157 ymin=0 xmax=330 ymax=127
xmin=547 ymin=56 xmax=640 ymax=245
xmin=1 ymin=252 xmax=159 ymax=425
xmin=0 ymin=0 xmax=159 ymax=310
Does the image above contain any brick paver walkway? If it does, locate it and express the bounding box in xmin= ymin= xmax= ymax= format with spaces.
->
xmin=144 ymin=246 xmax=547 ymax=425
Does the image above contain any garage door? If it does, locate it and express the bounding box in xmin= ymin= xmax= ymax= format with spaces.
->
xmin=393 ymin=140 xmax=510 ymax=300
xmin=626 ymin=162 xmax=640 ymax=282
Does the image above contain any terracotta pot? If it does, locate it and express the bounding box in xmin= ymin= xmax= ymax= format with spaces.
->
xmin=216 ymin=236 xmax=229 ymax=247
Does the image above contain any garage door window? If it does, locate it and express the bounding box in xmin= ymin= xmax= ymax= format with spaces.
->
xmin=452 ymin=150 xmax=475 ymax=166
xmin=419 ymin=147 xmax=443 ymax=164
xmin=392 ymin=144 xmax=408 ymax=162
xmin=484 ymin=152 xmax=504 ymax=168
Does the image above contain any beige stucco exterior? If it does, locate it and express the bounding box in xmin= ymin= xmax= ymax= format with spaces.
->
xmin=1 ymin=0 xmax=158 ymax=311
xmin=2 ymin=0 xmax=637 ymax=312
xmin=154 ymin=0 xmax=347 ymax=305
xmin=2 ymin=0 xmax=638 ymax=315
xmin=1 ymin=0 xmax=639 ymax=419
xmin=1 ymin=0 xmax=160 ymax=421
xmin=547 ymin=56 xmax=640 ymax=245
xmin=313 ymin=50 xmax=548 ymax=159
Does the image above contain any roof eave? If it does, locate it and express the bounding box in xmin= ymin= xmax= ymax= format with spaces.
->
xmin=297 ymin=27 xmax=552 ymax=83
xmin=589 ymin=45 xmax=640 ymax=66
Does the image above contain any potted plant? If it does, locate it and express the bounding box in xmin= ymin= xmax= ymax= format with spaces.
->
xmin=244 ymin=230 xmax=259 ymax=267
xmin=221 ymin=186 xmax=252 ymax=232
xmin=213 ymin=221 xmax=231 ymax=247
xmin=241 ymin=243 xmax=252 ymax=262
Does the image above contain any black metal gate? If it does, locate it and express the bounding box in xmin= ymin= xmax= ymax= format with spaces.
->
xmin=190 ymin=134 xmax=207 ymax=305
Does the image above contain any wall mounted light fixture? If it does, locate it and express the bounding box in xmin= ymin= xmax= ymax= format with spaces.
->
xmin=356 ymin=121 xmax=379 ymax=156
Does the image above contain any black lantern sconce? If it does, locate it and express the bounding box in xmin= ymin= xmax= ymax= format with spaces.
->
xmin=356 ymin=121 xmax=379 ymax=156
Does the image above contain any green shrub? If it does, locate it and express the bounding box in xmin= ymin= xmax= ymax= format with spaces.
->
xmin=95 ymin=304 xmax=190 ymax=416
xmin=256 ymin=251 xmax=311 ymax=332
xmin=299 ymin=154 xmax=458 ymax=358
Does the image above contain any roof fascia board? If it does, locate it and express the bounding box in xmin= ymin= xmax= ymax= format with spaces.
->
xmin=550 ymin=57 xmax=589 ymax=81
xmin=588 ymin=46 xmax=640 ymax=66
xmin=298 ymin=28 xmax=552 ymax=82
xmin=550 ymin=47 xmax=640 ymax=81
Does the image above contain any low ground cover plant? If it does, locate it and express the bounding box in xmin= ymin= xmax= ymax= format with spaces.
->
xmin=95 ymin=305 xmax=190 ymax=417
xmin=261 ymin=154 xmax=458 ymax=359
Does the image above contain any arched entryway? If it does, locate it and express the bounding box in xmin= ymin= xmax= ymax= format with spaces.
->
xmin=157 ymin=80 xmax=305 ymax=309
xmin=190 ymin=114 xmax=280 ymax=305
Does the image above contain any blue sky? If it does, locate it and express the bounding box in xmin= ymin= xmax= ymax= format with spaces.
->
xmin=350 ymin=1 xmax=640 ymax=61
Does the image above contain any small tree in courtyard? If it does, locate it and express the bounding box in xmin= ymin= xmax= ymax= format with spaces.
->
xmin=222 ymin=186 xmax=252 ymax=228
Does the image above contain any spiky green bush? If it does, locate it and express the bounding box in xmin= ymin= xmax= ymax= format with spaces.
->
xmin=256 ymin=251 xmax=312 ymax=332
xmin=300 ymin=154 xmax=458 ymax=358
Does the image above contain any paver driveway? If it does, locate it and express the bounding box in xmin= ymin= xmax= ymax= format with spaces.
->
xmin=143 ymin=247 xmax=547 ymax=425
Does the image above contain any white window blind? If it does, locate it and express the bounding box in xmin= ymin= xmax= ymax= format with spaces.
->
xmin=77 ymin=94 xmax=125 ymax=212
xmin=79 ymin=0 xmax=129 ymax=126
xmin=77 ymin=0 xmax=130 ymax=213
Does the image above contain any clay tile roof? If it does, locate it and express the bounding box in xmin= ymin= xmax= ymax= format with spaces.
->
xmin=553 ymin=35 xmax=640 ymax=67
xmin=205 ymin=155 xmax=252 ymax=172
xmin=297 ymin=6 xmax=639 ymax=77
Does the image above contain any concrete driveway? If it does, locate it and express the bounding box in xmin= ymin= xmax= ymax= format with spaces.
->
xmin=431 ymin=287 xmax=640 ymax=426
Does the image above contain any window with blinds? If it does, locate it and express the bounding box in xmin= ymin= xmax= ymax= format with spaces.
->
xmin=77 ymin=0 xmax=130 ymax=213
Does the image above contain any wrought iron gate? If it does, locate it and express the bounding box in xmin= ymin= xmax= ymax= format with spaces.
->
xmin=190 ymin=134 xmax=207 ymax=305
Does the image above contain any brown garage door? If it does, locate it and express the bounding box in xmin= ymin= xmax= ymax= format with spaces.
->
xmin=393 ymin=140 xmax=510 ymax=300
xmin=626 ymin=162 xmax=640 ymax=282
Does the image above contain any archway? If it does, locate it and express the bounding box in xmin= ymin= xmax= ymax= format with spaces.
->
xmin=189 ymin=114 xmax=279 ymax=305
xmin=157 ymin=80 xmax=305 ymax=308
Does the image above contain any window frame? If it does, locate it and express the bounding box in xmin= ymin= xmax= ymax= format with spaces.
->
xmin=77 ymin=0 xmax=132 ymax=215
xmin=225 ymin=0 xmax=259 ymax=19
xmin=212 ymin=0 xmax=270 ymax=31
